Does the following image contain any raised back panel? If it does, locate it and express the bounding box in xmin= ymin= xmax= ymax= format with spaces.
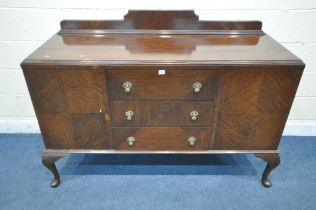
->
xmin=60 ymin=10 xmax=262 ymax=32
xmin=123 ymin=10 xmax=198 ymax=30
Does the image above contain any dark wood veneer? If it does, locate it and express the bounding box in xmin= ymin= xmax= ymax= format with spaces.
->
xmin=107 ymin=68 xmax=217 ymax=101
xmin=23 ymin=66 xmax=111 ymax=149
xmin=110 ymin=100 xmax=215 ymax=127
xmin=112 ymin=127 xmax=212 ymax=151
xmin=60 ymin=10 xmax=262 ymax=31
xmin=21 ymin=10 xmax=304 ymax=188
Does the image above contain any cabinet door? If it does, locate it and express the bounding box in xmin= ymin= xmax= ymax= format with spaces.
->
xmin=214 ymin=66 xmax=303 ymax=150
xmin=23 ymin=66 xmax=110 ymax=149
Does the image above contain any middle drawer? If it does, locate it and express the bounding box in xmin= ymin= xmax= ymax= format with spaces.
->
xmin=110 ymin=100 xmax=215 ymax=127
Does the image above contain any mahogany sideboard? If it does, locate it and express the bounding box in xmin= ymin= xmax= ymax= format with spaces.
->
xmin=21 ymin=10 xmax=305 ymax=188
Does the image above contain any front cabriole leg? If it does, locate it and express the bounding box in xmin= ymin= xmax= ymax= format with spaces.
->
xmin=255 ymin=153 xmax=280 ymax=188
xmin=42 ymin=151 xmax=66 ymax=188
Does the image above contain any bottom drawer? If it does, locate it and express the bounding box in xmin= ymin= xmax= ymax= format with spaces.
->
xmin=112 ymin=127 xmax=212 ymax=150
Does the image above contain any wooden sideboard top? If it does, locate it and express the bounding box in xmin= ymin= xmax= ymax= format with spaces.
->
xmin=21 ymin=10 xmax=304 ymax=66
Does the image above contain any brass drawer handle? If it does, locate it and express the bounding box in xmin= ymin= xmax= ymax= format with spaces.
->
xmin=123 ymin=81 xmax=132 ymax=93
xmin=188 ymin=136 xmax=196 ymax=146
xmin=192 ymin=82 xmax=202 ymax=93
xmin=190 ymin=110 xmax=199 ymax=121
xmin=125 ymin=110 xmax=134 ymax=121
xmin=127 ymin=136 xmax=135 ymax=146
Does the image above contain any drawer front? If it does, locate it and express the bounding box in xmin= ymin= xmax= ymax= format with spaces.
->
xmin=110 ymin=100 xmax=215 ymax=126
xmin=112 ymin=127 xmax=212 ymax=150
xmin=107 ymin=68 xmax=217 ymax=100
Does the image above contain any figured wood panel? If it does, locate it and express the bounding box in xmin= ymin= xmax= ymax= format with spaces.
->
xmin=37 ymin=113 xmax=75 ymax=149
xmin=59 ymin=69 xmax=108 ymax=113
xmin=72 ymin=113 xmax=108 ymax=149
xmin=23 ymin=68 xmax=66 ymax=113
xmin=214 ymin=66 xmax=304 ymax=150
xmin=23 ymin=67 xmax=108 ymax=113
xmin=112 ymin=127 xmax=212 ymax=150
xmin=23 ymin=66 xmax=110 ymax=149
xmin=38 ymin=113 xmax=108 ymax=149
xmin=107 ymin=68 xmax=217 ymax=100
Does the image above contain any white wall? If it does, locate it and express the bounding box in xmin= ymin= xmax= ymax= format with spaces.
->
xmin=0 ymin=0 xmax=316 ymax=134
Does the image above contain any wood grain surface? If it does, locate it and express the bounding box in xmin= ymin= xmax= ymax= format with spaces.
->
xmin=107 ymin=68 xmax=217 ymax=100
xmin=110 ymin=100 xmax=215 ymax=127
xmin=112 ymin=127 xmax=212 ymax=150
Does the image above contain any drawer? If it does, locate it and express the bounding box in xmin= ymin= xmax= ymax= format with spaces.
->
xmin=110 ymin=100 xmax=215 ymax=126
xmin=107 ymin=68 xmax=217 ymax=100
xmin=112 ymin=127 xmax=212 ymax=150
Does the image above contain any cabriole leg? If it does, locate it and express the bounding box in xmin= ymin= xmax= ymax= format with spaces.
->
xmin=42 ymin=151 xmax=66 ymax=188
xmin=255 ymin=153 xmax=280 ymax=188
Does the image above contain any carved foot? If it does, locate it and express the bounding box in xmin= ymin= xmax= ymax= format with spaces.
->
xmin=42 ymin=151 xmax=66 ymax=188
xmin=255 ymin=153 xmax=280 ymax=188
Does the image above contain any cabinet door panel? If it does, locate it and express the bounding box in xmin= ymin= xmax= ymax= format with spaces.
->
xmin=23 ymin=66 xmax=110 ymax=149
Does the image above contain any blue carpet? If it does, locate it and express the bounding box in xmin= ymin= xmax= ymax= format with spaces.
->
xmin=0 ymin=134 xmax=316 ymax=210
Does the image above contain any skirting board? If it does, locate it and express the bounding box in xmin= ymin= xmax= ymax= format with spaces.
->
xmin=0 ymin=118 xmax=316 ymax=136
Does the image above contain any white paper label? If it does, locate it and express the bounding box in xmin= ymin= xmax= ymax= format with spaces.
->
xmin=158 ymin=69 xmax=166 ymax=75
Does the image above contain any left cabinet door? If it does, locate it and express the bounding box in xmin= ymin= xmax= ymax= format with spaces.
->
xmin=23 ymin=66 xmax=111 ymax=150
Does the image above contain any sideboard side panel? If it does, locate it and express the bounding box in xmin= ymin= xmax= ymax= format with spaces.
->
xmin=214 ymin=66 xmax=303 ymax=150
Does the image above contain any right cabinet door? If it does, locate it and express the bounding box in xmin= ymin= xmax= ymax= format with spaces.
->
xmin=214 ymin=66 xmax=303 ymax=150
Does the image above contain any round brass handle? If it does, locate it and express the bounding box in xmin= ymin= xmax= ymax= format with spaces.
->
xmin=125 ymin=110 xmax=134 ymax=121
xmin=127 ymin=136 xmax=135 ymax=146
xmin=190 ymin=110 xmax=199 ymax=121
xmin=123 ymin=81 xmax=132 ymax=93
xmin=188 ymin=136 xmax=196 ymax=146
xmin=192 ymin=82 xmax=202 ymax=93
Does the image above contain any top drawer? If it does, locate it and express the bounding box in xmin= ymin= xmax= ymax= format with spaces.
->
xmin=107 ymin=68 xmax=217 ymax=100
